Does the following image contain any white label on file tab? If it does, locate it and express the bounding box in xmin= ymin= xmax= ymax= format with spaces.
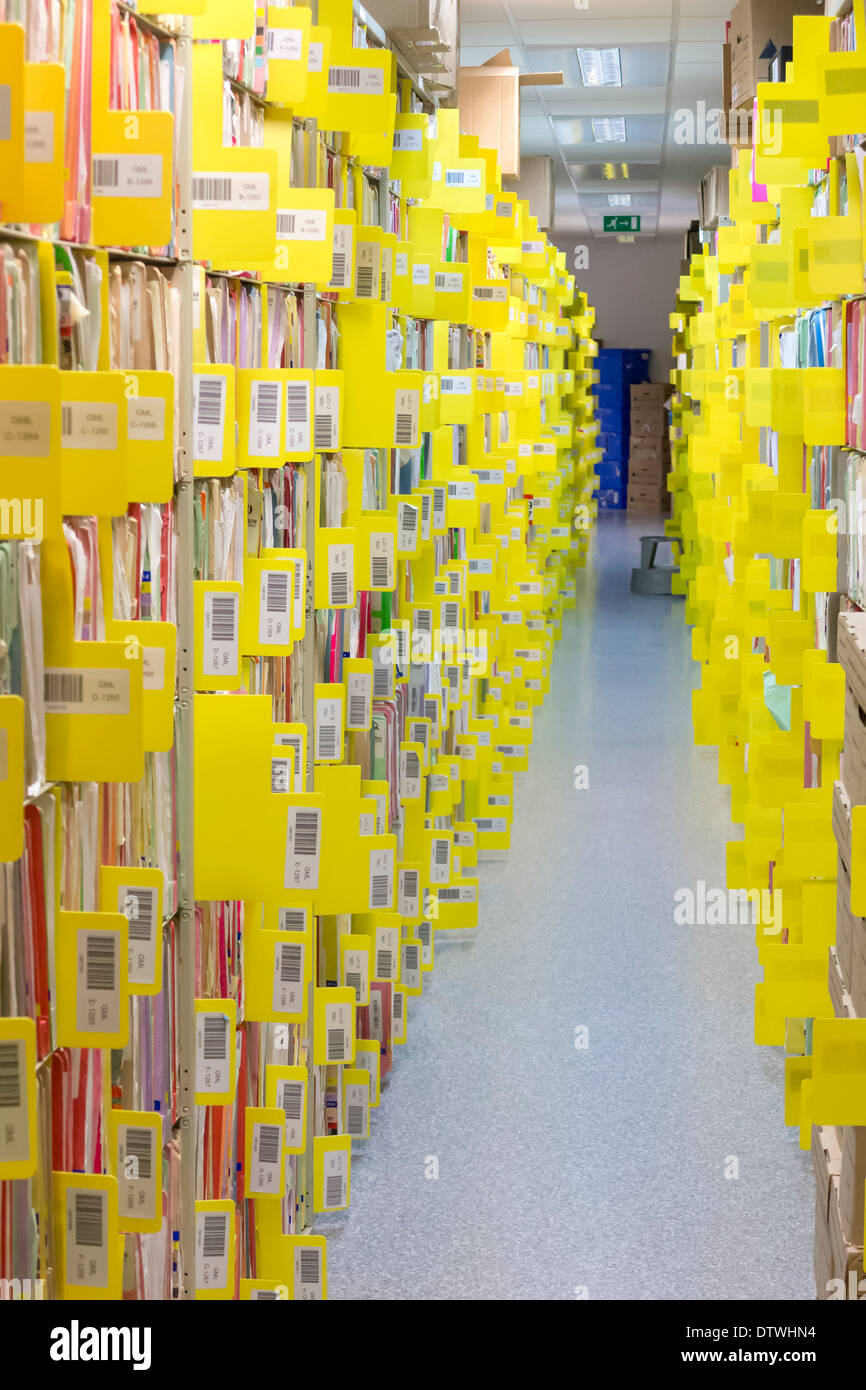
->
xmin=273 ymin=938 xmax=305 ymax=1014
xmin=61 ymin=402 xmax=118 ymax=451
xmin=346 ymin=670 xmax=371 ymax=730
xmin=119 ymin=1123 xmax=157 ymax=1222
xmin=327 ymin=65 xmax=385 ymax=94
xmin=369 ymin=847 xmax=394 ymax=911
xmin=192 ymin=172 xmax=269 ymax=210
xmin=394 ymin=128 xmax=423 ymax=151
xmin=93 ymin=154 xmax=162 ymax=198
xmin=248 ymin=379 xmax=282 ymax=458
xmin=66 ymin=1186 xmax=109 ymax=1289
xmin=284 ymin=805 xmax=321 ymax=890
xmin=250 ymin=1121 xmax=283 ymax=1195
xmin=313 ymin=385 xmax=339 ymax=452
xmin=266 ymin=27 xmax=303 ymax=60
xmin=193 ymin=374 xmax=225 ymax=462
xmin=327 ymin=543 xmax=354 ymax=607
xmin=259 ymin=569 xmax=292 ymax=646
xmin=195 ymin=1210 xmax=229 ymax=1292
xmin=329 ymin=223 xmax=353 ymax=289
xmin=394 ymin=391 xmax=419 ymax=448
xmin=127 ymin=396 xmax=165 ymax=442
xmin=276 ymin=208 xmax=327 ymax=241
xmin=307 ymin=41 xmax=323 ymax=72
xmin=25 ymin=111 xmax=53 ymax=163
xmin=76 ymin=929 xmax=121 ymax=1035
xmin=278 ymin=1077 xmax=305 ymax=1150
xmin=119 ymin=883 xmax=158 ymax=988
xmin=44 ymin=668 xmax=130 ymax=714
xmin=284 ymin=379 xmax=311 ymax=454
xmin=202 ymin=591 xmax=238 ymax=677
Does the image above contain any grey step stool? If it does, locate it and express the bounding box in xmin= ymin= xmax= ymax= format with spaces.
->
xmin=630 ymin=533 xmax=683 ymax=596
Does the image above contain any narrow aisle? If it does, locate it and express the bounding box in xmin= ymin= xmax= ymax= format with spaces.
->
xmin=326 ymin=516 xmax=815 ymax=1301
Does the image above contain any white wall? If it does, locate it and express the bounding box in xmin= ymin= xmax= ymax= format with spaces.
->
xmin=559 ymin=236 xmax=685 ymax=383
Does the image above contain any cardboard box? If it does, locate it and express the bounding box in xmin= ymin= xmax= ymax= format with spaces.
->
xmin=839 ymin=1125 xmax=866 ymax=1245
xmin=630 ymin=382 xmax=674 ymax=408
xmin=457 ymin=49 xmax=562 ymax=179
xmin=629 ymin=459 xmax=668 ymax=486
xmin=828 ymin=946 xmax=855 ymax=1021
xmin=630 ymin=407 xmax=668 ymax=438
xmin=812 ymin=1125 xmax=864 ymax=1300
xmin=729 ymin=0 xmax=818 ymax=111
xmin=839 ymin=613 xmax=866 ymax=807
xmin=627 ymin=483 xmax=668 ymax=512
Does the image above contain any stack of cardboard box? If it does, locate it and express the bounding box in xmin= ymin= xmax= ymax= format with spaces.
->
xmin=627 ymin=383 xmax=672 ymax=512
xmin=817 ymin=610 xmax=866 ymax=1297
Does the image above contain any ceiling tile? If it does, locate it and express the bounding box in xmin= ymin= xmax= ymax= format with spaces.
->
xmin=516 ymin=18 xmax=673 ymax=45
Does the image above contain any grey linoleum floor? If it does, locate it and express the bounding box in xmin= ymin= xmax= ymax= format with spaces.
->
xmin=322 ymin=513 xmax=815 ymax=1301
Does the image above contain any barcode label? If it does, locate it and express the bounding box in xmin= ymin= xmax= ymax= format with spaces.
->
xmin=400 ymin=748 xmax=421 ymax=800
xmin=320 ymin=1148 xmax=349 ymax=1209
xmin=203 ymin=590 xmax=239 ymax=678
xmin=66 ymin=1187 xmax=108 ymax=1289
xmin=250 ymin=1122 xmax=283 ymax=1194
xmin=375 ymin=925 xmax=398 ymax=980
xmin=119 ymin=1124 xmax=157 ymax=1221
xmin=372 ymin=641 xmax=395 ymax=698
xmin=393 ymin=128 xmax=424 ymax=151
xmin=434 ymin=271 xmax=463 ymax=293
xmin=394 ymin=389 xmax=419 ymax=448
xmin=267 ymin=26 xmax=303 ymax=61
xmin=430 ymin=838 xmax=450 ymax=884
xmin=438 ymin=884 xmax=477 ymax=902
xmin=346 ymin=671 xmax=371 ymax=731
xmin=279 ymin=906 xmax=308 ymax=932
xmin=193 ymin=373 xmax=226 ymax=462
xmin=522 ymin=239 xmax=545 ymax=253
xmin=44 ymin=668 xmax=129 ymax=715
xmin=60 ymin=400 xmax=118 ymax=451
xmin=328 ymin=543 xmax=354 ymax=607
xmin=259 ymin=568 xmax=292 ymax=646
xmin=441 ymin=601 xmax=460 ymax=631
xmin=315 ymin=697 xmax=342 ymax=762
xmin=345 ymin=1084 xmax=368 ymax=1137
xmin=369 ymin=531 xmax=394 ymax=590
xmin=196 ymin=1011 xmax=232 ymax=1095
xmin=278 ymin=1078 xmax=305 ymax=1149
xmin=327 ymin=65 xmax=385 ymax=94
xmin=294 ymin=1244 xmax=323 ymax=1300
xmin=76 ymin=931 xmax=120 ymax=1036
xmin=444 ymin=168 xmax=481 ymax=187
xmin=343 ymin=949 xmax=367 ymax=1003
xmin=473 ymin=284 xmax=508 ymax=301
xmin=193 ymin=172 xmax=269 ymax=210
xmin=402 ymin=943 xmax=421 ymax=989
xmin=0 ymin=1038 xmax=27 ymax=1164
xmin=92 ymin=153 xmax=162 ymax=199
xmin=196 ymin=1210 xmax=229 ymax=1292
xmin=285 ymin=806 xmax=321 ymax=890
xmin=440 ymin=374 xmax=472 ymax=395
xmin=284 ymin=379 xmax=311 ymax=454
xmin=314 ymin=384 xmax=339 ymax=451
xmin=398 ymin=868 xmax=420 ymax=918
xmin=325 ymin=1000 xmax=351 ymax=1063
xmin=369 ymin=847 xmax=394 ymax=912
xmin=247 ymin=380 xmax=281 ymax=458
xmin=398 ymin=502 xmax=418 ymax=552
xmin=329 ymin=223 xmax=353 ymax=289
xmin=273 ymin=939 xmax=305 ymax=1014
xmin=355 ymin=264 xmax=375 ymax=298
xmin=119 ymin=883 xmax=158 ymax=987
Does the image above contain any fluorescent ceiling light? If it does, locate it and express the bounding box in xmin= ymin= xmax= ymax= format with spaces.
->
xmin=607 ymin=194 xmax=631 ymax=206
xmin=577 ymin=48 xmax=622 ymax=87
xmin=591 ymin=118 xmax=626 ymax=143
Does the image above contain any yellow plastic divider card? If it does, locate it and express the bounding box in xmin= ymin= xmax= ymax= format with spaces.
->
xmin=194 ymin=1200 xmax=235 ymax=1300
xmin=244 ymin=926 xmax=310 ymax=1023
xmin=354 ymin=1039 xmax=381 ymax=1106
xmin=0 ymin=23 xmax=24 ymax=201
xmin=240 ymin=555 xmax=305 ymax=657
xmin=265 ymin=6 xmax=311 ymax=104
xmin=108 ymin=1109 xmax=162 ymax=1234
xmin=56 ymin=910 xmax=129 ymax=1048
xmin=0 ymin=364 xmax=62 ymax=542
xmin=0 ymin=695 xmax=24 ymax=861
xmin=99 ymin=865 xmax=164 ymax=997
xmin=0 ymin=1016 xmax=36 ymax=1178
xmin=3 ymin=60 xmax=65 ymax=224
xmin=53 ymin=1172 xmax=122 ymax=1299
xmin=194 ymin=999 xmax=237 ymax=1106
xmin=193 ymin=365 xmax=236 ymax=477
xmin=391 ymin=112 xmax=431 ymax=189
xmin=313 ymin=987 xmax=356 ymax=1066
xmin=192 ymin=43 xmax=276 ymax=262
xmin=194 ymin=581 xmax=243 ymax=692
xmin=259 ymin=118 xmax=334 ymax=285
xmin=313 ymin=1134 xmax=351 ymax=1212
xmin=244 ymin=1107 xmax=286 ymax=1200
xmin=265 ymin=1064 xmax=308 ymax=1154
xmin=59 ymin=371 xmax=128 ymax=516
xmin=343 ymin=1068 xmax=371 ymax=1138
xmin=287 ymin=1233 xmax=326 ymax=1300
xmin=90 ymin=0 xmax=172 ymax=247
xmin=122 ymin=370 xmax=174 ymax=503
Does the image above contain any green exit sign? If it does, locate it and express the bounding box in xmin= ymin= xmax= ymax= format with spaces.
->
xmin=603 ymin=214 xmax=640 ymax=233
